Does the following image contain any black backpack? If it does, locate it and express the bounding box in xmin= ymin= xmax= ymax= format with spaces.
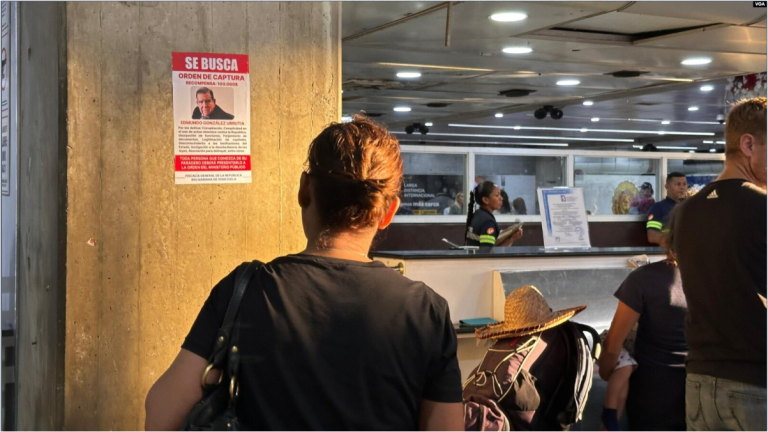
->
xmin=463 ymin=321 xmax=601 ymax=431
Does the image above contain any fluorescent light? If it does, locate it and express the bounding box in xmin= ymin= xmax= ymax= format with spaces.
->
xmin=661 ymin=120 xmax=671 ymax=125
xmin=502 ymin=47 xmax=533 ymax=54
xmin=709 ymin=149 xmax=717 ymax=152
xmin=448 ymin=123 xmax=715 ymax=136
xmin=688 ymin=106 xmax=699 ymax=111
xmin=340 ymin=115 xmax=353 ymax=123
xmin=716 ymin=140 xmax=725 ymax=144
xmin=397 ymin=72 xmax=421 ymax=78
xmin=703 ymin=140 xmax=713 ymax=144
xmin=700 ymin=85 xmax=714 ymax=92
xmin=393 ymin=106 xmax=411 ymax=112
xmin=689 ymin=150 xmax=695 ymax=153
xmin=633 ymin=145 xmax=643 ymax=149
xmin=557 ymin=79 xmax=580 ymax=86
xmin=495 ymin=113 xmax=504 ymax=118
xmin=448 ymin=123 xmax=716 ymax=136
xmin=583 ymin=101 xmax=594 ymax=106
xmin=489 ymin=12 xmax=527 ymax=22
xmin=376 ymin=62 xmax=494 ymax=72
xmin=393 ymin=131 xmax=634 ymax=142
xmin=424 ymin=122 xmax=433 ymax=127
xmin=591 ymin=117 xmax=600 ymax=122
xmin=658 ymin=132 xmax=665 ymax=135
xmin=657 ymin=146 xmax=694 ymax=150
xmin=682 ymin=58 xmax=712 ymax=66
xmin=399 ymin=138 xmax=568 ymax=147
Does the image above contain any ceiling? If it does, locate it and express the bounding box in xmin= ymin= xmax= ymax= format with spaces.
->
xmin=341 ymin=1 xmax=767 ymax=152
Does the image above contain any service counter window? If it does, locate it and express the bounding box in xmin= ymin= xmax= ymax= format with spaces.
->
xmin=573 ymin=157 xmax=659 ymax=216
xmin=667 ymin=158 xmax=724 ymax=196
xmin=397 ymin=152 xmax=467 ymax=216
xmin=475 ymin=154 xmax=567 ymax=216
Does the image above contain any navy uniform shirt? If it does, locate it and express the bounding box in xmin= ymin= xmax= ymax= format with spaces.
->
xmin=466 ymin=208 xmax=499 ymax=246
xmin=646 ymin=197 xmax=677 ymax=232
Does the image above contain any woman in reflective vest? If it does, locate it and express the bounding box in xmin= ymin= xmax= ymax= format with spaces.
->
xmin=465 ymin=181 xmax=523 ymax=247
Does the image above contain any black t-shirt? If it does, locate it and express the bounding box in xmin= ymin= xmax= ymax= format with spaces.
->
xmin=672 ymin=179 xmax=767 ymax=386
xmin=183 ymin=254 xmax=462 ymax=430
xmin=614 ymin=260 xmax=688 ymax=367
xmin=465 ymin=208 xmax=499 ymax=246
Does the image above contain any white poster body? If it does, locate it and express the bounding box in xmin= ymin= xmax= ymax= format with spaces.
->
xmin=172 ymin=52 xmax=251 ymax=184
xmin=537 ymin=187 xmax=591 ymax=249
xmin=1 ymin=1 xmax=10 ymax=195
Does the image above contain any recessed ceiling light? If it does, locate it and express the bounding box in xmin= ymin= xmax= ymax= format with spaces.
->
xmin=580 ymin=128 xmax=588 ymax=132
xmin=709 ymin=148 xmax=717 ymax=152
xmin=393 ymin=106 xmax=411 ymax=112
xmin=495 ymin=113 xmax=504 ymax=118
xmin=688 ymin=106 xmax=699 ymax=111
xmin=557 ymin=79 xmax=580 ymax=86
xmin=681 ymin=58 xmax=712 ymax=66
xmin=489 ymin=12 xmax=527 ymax=22
xmin=689 ymin=150 xmax=695 ymax=153
xmin=583 ymin=101 xmax=594 ymax=106
xmin=341 ymin=115 xmax=353 ymax=123
xmin=633 ymin=145 xmax=643 ymax=149
xmin=700 ymin=85 xmax=714 ymax=92
xmin=502 ymin=47 xmax=533 ymax=54
xmin=591 ymin=117 xmax=600 ymax=122
xmin=716 ymin=140 xmax=725 ymax=144
xmin=513 ymin=126 xmax=521 ymax=130
xmin=396 ymin=72 xmax=421 ymax=78
xmin=658 ymin=131 xmax=665 ymax=135
xmin=341 ymin=90 xmax=344 ymax=94
xmin=425 ymin=122 xmax=433 ymax=127
xmin=661 ymin=120 xmax=671 ymax=125
xmin=703 ymin=140 xmax=713 ymax=144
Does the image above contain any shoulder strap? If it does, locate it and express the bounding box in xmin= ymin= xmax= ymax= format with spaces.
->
xmin=208 ymin=260 xmax=263 ymax=366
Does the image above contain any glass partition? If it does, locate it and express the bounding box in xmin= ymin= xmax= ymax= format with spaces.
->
xmin=398 ymin=152 xmax=466 ymax=216
xmin=666 ymin=159 xmax=724 ymax=196
xmin=475 ymin=155 xmax=567 ymax=215
xmin=573 ymin=157 xmax=659 ymax=216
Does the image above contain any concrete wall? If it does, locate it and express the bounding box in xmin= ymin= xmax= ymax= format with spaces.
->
xmin=64 ymin=2 xmax=340 ymax=430
xmin=16 ymin=2 xmax=68 ymax=430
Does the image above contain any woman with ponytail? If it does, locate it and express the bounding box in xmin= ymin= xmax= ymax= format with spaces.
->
xmin=465 ymin=181 xmax=523 ymax=247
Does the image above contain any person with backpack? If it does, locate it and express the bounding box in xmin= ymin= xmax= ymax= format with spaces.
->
xmin=144 ymin=116 xmax=464 ymax=430
xmin=598 ymin=230 xmax=688 ymax=431
xmin=463 ymin=285 xmax=599 ymax=431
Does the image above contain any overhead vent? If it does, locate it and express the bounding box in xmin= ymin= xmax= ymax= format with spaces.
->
xmin=426 ymin=102 xmax=452 ymax=108
xmin=607 ymin=70 xmax=650 ymax=78
xmin=635 ymin=102 xmax=662 ymax=106
xmin=498 ymin=89 xmax=536 ymax=97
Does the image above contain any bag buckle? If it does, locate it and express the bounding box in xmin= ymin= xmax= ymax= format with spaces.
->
xmin=201 ymin=363 xmax=223 ymax=390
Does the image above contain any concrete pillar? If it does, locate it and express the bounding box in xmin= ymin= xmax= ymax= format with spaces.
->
xmin=64 ymin=2 xmax=340 ymax=429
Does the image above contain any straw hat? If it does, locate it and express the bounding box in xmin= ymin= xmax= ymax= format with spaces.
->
xmin=475 ymin=285 xmax=586 ymax=339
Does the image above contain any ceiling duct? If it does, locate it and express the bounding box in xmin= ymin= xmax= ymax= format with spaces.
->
xmin=426 ymin=102 xmax=452 ymax=108
xmin=607 ymin=70 xmax=650 ymax=78
xmin=498 ymin=89 xmax=536 ymax=97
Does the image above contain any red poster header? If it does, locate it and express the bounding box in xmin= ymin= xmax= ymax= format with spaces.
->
xmin=172 ymin=52 xmax=249 ymax=73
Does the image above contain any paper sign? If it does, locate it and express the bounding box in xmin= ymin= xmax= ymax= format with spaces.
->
xmin=537 ymin=187 xmax=591 ymax=249
xmin=172 ymin=52 xmax=251 ymax=184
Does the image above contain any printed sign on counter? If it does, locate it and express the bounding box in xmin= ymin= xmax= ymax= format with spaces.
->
xmin=537 ymin=187 xmax=591 ymax=249
xmin=172 ymin=52 xmax=251 ymax=184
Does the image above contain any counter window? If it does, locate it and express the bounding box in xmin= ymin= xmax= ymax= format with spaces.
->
xmin=398 ymin=153 xmax=466 ymax=216
xmin=666 ymin=159 xmax=724 ymax=197
xmin=475 ymin=155 xmax=567 ymax=215
xmin=574 ymin=157 xmax=659 ymax=216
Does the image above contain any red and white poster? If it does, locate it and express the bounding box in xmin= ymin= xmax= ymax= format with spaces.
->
xmin=172 ymin=52 xmax=251 ymax=184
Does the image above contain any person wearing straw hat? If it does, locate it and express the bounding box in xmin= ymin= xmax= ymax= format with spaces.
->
xmin=464 ymin=286 xmax=594 ymax=431
xmin=474 ymin=285 xmax=586 ymax=340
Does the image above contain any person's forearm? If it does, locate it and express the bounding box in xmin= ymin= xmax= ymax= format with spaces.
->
xmin=598 ymin=350 xmax=620 ymax=381
xmin=647 ymin=229 xmax=664 ymax=245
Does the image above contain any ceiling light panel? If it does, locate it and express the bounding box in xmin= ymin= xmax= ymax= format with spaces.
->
xmin=502 ymin=47 xmax=533 ymax=54
xmin=489 ymin=12 xmax=528 ymax=22
xmin=396 ymin=72 xmax=421 ymax=78
xmin=681 ymin=58 xmax=712 ymax=65
xmin=557 ymin=79 xmax=580 ymax=86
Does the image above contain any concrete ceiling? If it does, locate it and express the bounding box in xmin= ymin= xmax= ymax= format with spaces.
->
xmin=341 ymin=1 xmax=767 ymax=152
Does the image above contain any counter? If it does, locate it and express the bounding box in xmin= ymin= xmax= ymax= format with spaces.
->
xmin=372 ymin=246 xmax=665 ymax=383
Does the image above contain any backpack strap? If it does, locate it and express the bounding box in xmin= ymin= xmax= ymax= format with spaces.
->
xmin=572 ymin=322 xmax=602 ymax=361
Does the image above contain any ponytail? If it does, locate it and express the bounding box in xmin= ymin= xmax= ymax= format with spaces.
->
xmin=465 ymin=190 xmax=477 ymax=243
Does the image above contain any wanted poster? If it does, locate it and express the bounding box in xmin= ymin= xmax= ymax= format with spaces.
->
xmin=172 ymin=52 xmax=251 ymax=184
